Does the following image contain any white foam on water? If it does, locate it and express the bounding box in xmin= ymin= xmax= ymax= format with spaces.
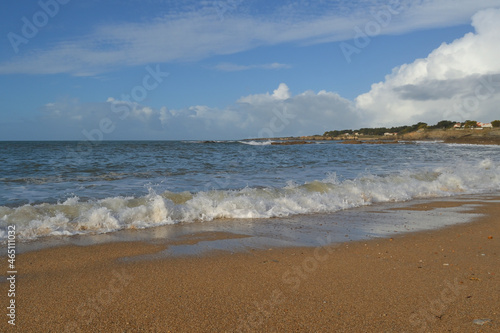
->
xmin=1 ymin=158 xmax=499 ymax=242
xmin=238 ymin=140 xmax=273 ymax=146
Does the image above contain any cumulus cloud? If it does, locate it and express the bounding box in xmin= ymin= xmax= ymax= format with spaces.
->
xmin=3 ymin=84 xmax=358 ymax=140
xmin=356 ymin=8 xmax=500 ymax=126
xmin=4 ymin=6 xmax=500 ymax=140
xmin=233 ymin=83 xmax=359 ymax=137
xmin=154 ymin=83 xmax=359 ymax=139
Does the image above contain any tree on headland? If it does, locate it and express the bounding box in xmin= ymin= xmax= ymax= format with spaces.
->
xmin=429 ymin=120 xmax=456 ymax=129
xmin=464 ymin=120 xmax=478 ymax=128
xmin=323 ymin=129 xmax=353 ymax=137
xmin=417 ymin=122 xmax=428 ymax=130
xmin=321 ymin=119 xmax=496 ymax=138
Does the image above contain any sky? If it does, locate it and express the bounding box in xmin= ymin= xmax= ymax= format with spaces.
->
xmin=1 ymin=0 xmax=500 ymax=140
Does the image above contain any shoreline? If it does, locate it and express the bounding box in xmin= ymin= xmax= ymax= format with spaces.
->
xmin=1 ymin=195 xmax=499 ymax=332
xmin=247 ymin=128 xmax=500 ymax=145
xmin=5 ymin=194 xmax=491 ymax=255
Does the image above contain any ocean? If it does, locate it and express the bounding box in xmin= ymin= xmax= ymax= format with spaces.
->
xmin=1 ymin=140 xmax=499 ymax=242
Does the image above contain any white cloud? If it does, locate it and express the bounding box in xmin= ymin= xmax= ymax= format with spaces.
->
xmin=157 ymin=83 xmax=359 ymax=139
xmin=4 ymin=6 xmax=500 ymax=141
xmin=273 ymin=83 xmax=292 ymax=100
xmin=1 ymin=1 xmax=499 ymax=75
xmin=356 ymin=8 xmax=500 ymax=126
xmin=238 ymin=83 xmax=293 ymax=104
xmin=8 ymin=83 xmax=357 ymax=140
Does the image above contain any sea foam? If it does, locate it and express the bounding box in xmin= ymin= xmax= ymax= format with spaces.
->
xmin=1 ymin=159 xmax=499 ymax=242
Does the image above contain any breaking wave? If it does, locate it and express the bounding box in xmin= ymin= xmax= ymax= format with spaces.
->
xmin=1 ymin=159 xmax=499 ymax=242
xmin=238 ymin=140 xmax=273 ymax=146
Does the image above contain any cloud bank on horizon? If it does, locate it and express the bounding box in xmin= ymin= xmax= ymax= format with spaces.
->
xmin=1 ymin=2 xmax=500 ymax=140
xmin=356 ymin=8 xmax=500 ymax=127
xmin=36 ymin=83 xmax=355 ymax=140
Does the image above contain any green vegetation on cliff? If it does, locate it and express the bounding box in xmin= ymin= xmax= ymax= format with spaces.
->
xmin=323 ymin=120 xmax=500 ymax=138
xmin=323 ymin=120 xmax=458 ymax=138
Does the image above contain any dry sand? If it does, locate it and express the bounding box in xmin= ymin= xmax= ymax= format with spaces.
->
xmin=1 ymin=198 xmax=499 ymax=332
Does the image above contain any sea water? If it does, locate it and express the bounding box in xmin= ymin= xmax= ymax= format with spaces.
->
xmin=0 ymin=140 xmax=499 ymax=241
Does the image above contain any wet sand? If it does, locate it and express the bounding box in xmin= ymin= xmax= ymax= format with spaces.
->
xmin=1 ymin=196 xmax=499 ymax=332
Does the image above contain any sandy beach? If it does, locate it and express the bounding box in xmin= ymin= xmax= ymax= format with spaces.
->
xmin=3 ymin=1 xmax=500 ymax=332
xmin=1 ymin=196 xmax=499 ymax=332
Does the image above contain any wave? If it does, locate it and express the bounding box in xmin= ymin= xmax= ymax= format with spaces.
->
xmin=1 ymin=159 xmax=499 ymax=242
xmin=238 ymin=140 xmax=273 ymax=146
xmin=183 ymin=140 xmax=237 ymax=144
xmin=413 ymin=140 xmax=445 ymax=144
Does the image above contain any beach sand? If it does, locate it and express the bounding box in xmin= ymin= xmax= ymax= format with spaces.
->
xmin=1 ymin=197 xmax=499 ymax=332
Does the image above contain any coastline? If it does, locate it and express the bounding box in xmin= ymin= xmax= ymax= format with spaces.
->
xmin=250 ymin=128 xmax=500 ymax=145
xmin=1 ymin=195 xmax=499 ymax=332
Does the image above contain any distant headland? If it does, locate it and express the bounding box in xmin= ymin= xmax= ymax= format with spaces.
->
xmin=250 ymin=120 xmax=500 ymax=145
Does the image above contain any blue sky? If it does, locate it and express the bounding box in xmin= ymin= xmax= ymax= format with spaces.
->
xmin=1 ymin=0 xmax=500 ymax=140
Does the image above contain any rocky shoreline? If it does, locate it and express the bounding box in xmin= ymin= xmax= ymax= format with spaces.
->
xmin=249 ymin=128 xmax=500 ymax=145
